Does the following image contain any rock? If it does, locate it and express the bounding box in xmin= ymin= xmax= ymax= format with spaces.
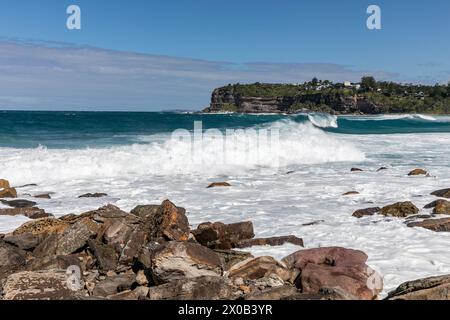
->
xmin=56 ymin=218 xmax=100 ymax=255
xmin=387 ymin=274 xmax=450 ymax=300
xmin=0 ymin=179 xmax=10 ymax=189
xmin=87 ymin=239 xmax=118 ymax=272
xmin=380 ymin=201 xmax=419 ymax=218
xmin=25 ymin=254 xmax=82 ymax=272
xmin=135 ymin=270 xmax=149 ymax=286
xmin=376 ymin=167 xmax=388 ymax=172
xmin=0 ymin=207 xmax=51 ymax=219
xmin=0 ymin=241 xmax=27 ymax=275
xmin=117 ymin=225 xmax=147 ymax=270
xmin=148 ymin=276 xmax=238 ymax=300
xmin=301 ymin=220 xmax=324 ymax=226
xmin=408 ymin=168 xmax=428 ymax=176
xmin=228 ymin=256 xmax=296 ymax=284
xmin=424 ymin=200 xmax=441 ymax=209
xmin=343 ymin=191 xmax=360 ymax=196
xmin=32 ymin=234 xmax=60 ymax=258
xmin=130 ymin=204 xmax=160 ymax=219
xmin=207 ymin=182 xmax=231 ymax=188
xmin=236 ymin=235 xmax=304 ymax=248
xmin=108 ymin=286 xmax=149 ymax=300
xmin=431 ymin=188 xmax=450 ymax=199
xmin=15 ymin=184 xmax=38 ymax=188
xmin=34 ymin=193 xmax=52 ymax=199
xmin=408 ymin=218 xmax=450 ymax=232
xmin=351 ymin=168 xmax=363 ymax=172
xmin=143 ymin=241 xmax=223 ymax=284
xmin=2 ymin=271 xmax=83 ymax=300
xmin=146 ymin=200 xmax=190 ymax=242
xmin=352 ymin=207 xmax=381 ymax=218
xmin=0 ymin=187 xmax=17 ymax=198
xmin=4 ymin=233 xmax=43 ymax=251
xmin=433 ymin=200 xmax=450 ymax=215
xmin=78 ymin=193 xmax=108 ymax=198
xmin=244 ymin=285 xmax=300 ymax=300
xmin=13 ymin=218 xmax=70 ymax=236
xmin=0 ymin=199 xmax=36 ymax=208
xmin=192 ymin=221 xmax=255 ymax=249
xmin=101 ymin=218 xmax=136 ymax=251
xmin=213 ymin=249 xmax=253 ymax=271
xmin=92 ymin=273 xmax=136 ymax=297
xmin=282 ymin=247 xmax=382 ymax=300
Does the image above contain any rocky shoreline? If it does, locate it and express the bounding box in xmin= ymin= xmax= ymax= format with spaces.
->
xmin=1 ymin=176 xmax=450 ymax=300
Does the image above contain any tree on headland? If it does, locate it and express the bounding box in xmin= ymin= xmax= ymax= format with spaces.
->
xmin=361 ymin=76 xmax=377 ymax=91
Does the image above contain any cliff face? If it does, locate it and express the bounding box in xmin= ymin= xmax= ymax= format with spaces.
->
xmin=203 ymin=87 xmax=385 ymax=114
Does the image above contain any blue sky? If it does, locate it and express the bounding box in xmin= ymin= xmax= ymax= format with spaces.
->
xmin=0 ymin=0 xmax=449 ymax=110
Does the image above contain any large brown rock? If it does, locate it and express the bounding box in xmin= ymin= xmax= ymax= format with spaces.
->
xmin=192 ymin=221 xmax=255 ymax=249
xmin=56 ymin=217 xmax=100 ymax=255
xmin=387 ymin=274 xmax=450 ymax=300
xmin=145 ymin=200 xmax=190 ymax=242
xmin=0 ymin=187 xmax=17 ymax=198
xmin=4 ymin=233 xmax=43 ymax=251
xmin=282 ymin=247 xmax=382 ymax=300
xmin=0 ymin=179 xmax=10 ymax=189
xmin=13 ymin=218 xmax=69 ymax=236
xmin=380 ymin=201 xmax=419 ymax=218
xmin=0 ymin=207 xmax=51 ymax=219
xmin=0 ymin=241 xmax=27 ymax=275
xmin=431 ymin=188 xmax=450 ymax=199
xmin=130 ymin=204 xmax=160 ymax=219
xmin=87 ymin=239 xmax=118 ymax=272
xmin=408 ymin=168 xmax=428 ymax=176
xmin=408 ymin=218 xmax=450 ymax=232
xmin=207 ymin=182 xmax=231 ymax=188
xmin=228 ymin=256 xmax=297 ymax=283
xmin=433 ymin=200 xmax=450 ymax=215
xmin=142 ymin=241 xmax=223 ymax=284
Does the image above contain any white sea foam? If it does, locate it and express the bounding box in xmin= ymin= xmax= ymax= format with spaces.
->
xmin=307 ymin=113 xmax=339 ymax=128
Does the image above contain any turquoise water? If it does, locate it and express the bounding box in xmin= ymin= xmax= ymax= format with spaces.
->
xmin=1 ymin=111 xmax=449 ymax=148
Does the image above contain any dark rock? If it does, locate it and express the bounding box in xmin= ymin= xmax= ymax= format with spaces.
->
xmin=92 ymin=273 xmax=136 ymax=297
xmin=431 ymin=188 xmax=450 ymax=199
xmin=387 ymin=274 xmax=450 ymax=300
xmin=0 ymin=241 xmax=27 ymax=275
xmin=0 ymin=187 xmax=17 ymax=198
xmin=0 ymin=207 xmax=51 ymax=219
xmin=32 ymin=234 xmax=59 ymax=258
xmin=408 ymin=218 xmax=450 ymax=232
xmin=87 ymin=239 xmax=118 ymax=272
xmin=117 ymin=225 xmax=147 ymax=270
xmin=424 ymin=200 xmax=440 ymax=209
xmin=433 ymin=200 xmax=450 ymax=215
xmin=343 ymin=191 xmax=360 ymax=196
xmin=130 ymin=205 xmax=160 ymax=219
xmin=78 ymin=193 xmax=108 ymax=198
xmin=15 ymin=184 xmax=38 ymax=188
xmin=207 ymin=182 xmax=231 ymax=188
xmin=56 ymin=217 xmax=100 ymax=255
xmin=352 ymin=207 xmax=381 ymax=218
xmin=408 ymin=169 xmax=428 ymax=176
xmin=0 ymin=199 xmax=36 ymax=208
xmin=213 ymin=249 xmax=254 ymax=271
xmin=34 ymin=193 xmax=52 ymax=199
xmin=4 ymin=233 xmax=43 ymax=250
xmin=301 ymin=220 xmax=324 ymax=226
xmin=376 ymin=167 xmax=388 ymax=172
xmin=25 ymin=254 xmax=82 ymax=272
xmin=192 ymin=221 xmax=255 ymax=249
xmin=380 ymin=201 xmax=419 ymax=218
xmin=351 ymin=168 xmax=363 ymax=172
xmin=236 ymin=235 xmax=304 ymax=248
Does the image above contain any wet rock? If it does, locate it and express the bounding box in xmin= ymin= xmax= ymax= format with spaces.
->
xmin=78 ymin=193 xmax=108 ymax=198
xmin=282 ymin=247 xmax=382 ymax=300
xmin=0 ymin=241 xmax=27 ymax=275
xmin=433 ymin=200 xmax=450 ymax=215
xmin=130 ymin=204 xmax=160 ymax=219
xmin=408 ymin=218 xmax=450 ymax=232
xmin=380 ymin=201 xmax=419 ymax=218
xmin=143 ymin=241 xmax=223 ymax=285
xmin=301 ymin=220 xmax=324 ymax=226
xmin=387 ymin=274 xmax=450 ymax=300
xmin=15 ymin=184 xmax=38 ymax=188
xmin=13 ymin=218 xmax=70 ymax=236
xmin=146 ymin=200 xmax=190 ymax=242
xmin=213 ymin=249 xmax=253 ymax=271
xmin=343 ymin=191 xmax=360 ymax=196
xmin=0 ymin=199 xmax=36 ymax=208
xmin=148 ymin=276 xmax=238 ymax=300
xmin=408 ymin=169 xmax=428 ymax=176
xmin=352 ymin=207 xmax=381 ymax=218
xmin=0 ymin=179 xmax=10 ymax=189
xmin=207 ymin=182 xmax=231 ymax=188
xmin=376 ymin=167 xmax=388 ymax=172
xmin=424 ymin=200 xmax=441 ymax=209
xmin=4 ymin=233 xmax=43 ymax=251
xmin=192 ymin=221 xmax=255 ymax=249
xmin=92 ymin=273 xmax=136 ymax=297
xmin=0 ymin=207 xmax=51 ymax=219
xmin=351 ymin=168 xmax=363 ymax=172
xmin=56 ymin=218 xmax=100 ymax=256
xmin=2 ymin=271 xmax=84 ymax=300
xmin=431 ymin=188 xmax=450 ymax=199
xmin=0 ymin=187 xmax=17 ymax=198
xmin=236 ymin=235 xmax=304 ymax=249
xmin=228 ymin=256 xmax=297 ymax=283
xmin=87 ymin=239 xmax=118 ymax=272
xmin=34 ymin=193 xmax=52 ymax=199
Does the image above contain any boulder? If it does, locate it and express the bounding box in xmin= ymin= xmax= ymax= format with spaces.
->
xmin=87 ymin=239 xmax=118 ymax=272
xmin=352 ymin=207 xmax=381 ymax=218
xmin=148 ymin=276 xmax=238 ymax=300
xmin=213 ymin=249 xmax=253 ymax=271
xmin=192 ymin=221 xmax=255 ymax=249
xmin=0 ymin=187 xmax=17 ymax=198
xmin=78 ymin=193 xmax=108 ymax=198
xmin=13 ymin=218 xmax=70 ymax=236
xmin=32 ymin=234 xmax=60 ymax=258
xmin=56 ymin=217 xmax=100 ymax=255
xmin=228 ymin=256 xmax=296 ymax=283
xmin=4 ymin=233 xmax=43 ymax=251
xmin=431 ymin=188 xmax=450 ymax=199
xmin=408 ymin=218 xmax=450 ymax=232
xmin=0 ymin=207 xmax=51 ymax=219
xmin=130 ymin=204 xmax=160 ymax=219
xmin=236 ymin=235 xmax=304 ymax=249
xmin=142 ymin=241 xmax=223 ymax=284
xmin=433 ymin=200 xmax=450 ymax=215
xmin=2 ymin=271 xmax=84 ymax=300
xmin=0 ymin=179 xmax=10 ymax=189
xmin=207 ymin=182 xmax=231 ymax=188
xmin=145 ymin=200 xmax=190 ymax=242
xmin=282 ymin=247 xmax=382 ymax=300
xmin=408 ymin=169 xmax=428 ymax=176
xmin=117 ymin=225 xmax=147 ymax=270
xmin=0 ymin=199 xmax=36 ymax=208
xmin=0 ymin=241 xmax=27 ymax=275
xmin=380 ymin=201 xmax=419 ymax=218
xmin=92 ymin=273 xmax=136 ymax=297
xmin=387 ymin=274 xmax=450 ymax=300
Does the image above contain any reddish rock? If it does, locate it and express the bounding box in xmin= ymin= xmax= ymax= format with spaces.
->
xmin=0 ymin=187 xmax=17 ymax=198
xmin=408 ymin=169 xmax=428 ymax=176
xmin=146 ymin=200 xmax=190 ymax=242
xmin=0 ymin=179 xmax=10 ymax=189
xmin=207 ymin=182 xmax=231 ymax=188
xmin=192 ymin=221 xmax=255 ymax=249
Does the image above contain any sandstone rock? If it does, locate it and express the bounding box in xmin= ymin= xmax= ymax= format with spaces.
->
xmin=380 ymin=201 xmax=419 ymax=218
xmin=0 ymin=179 xmax=10 ymax=189
xmin=387 ymin=274 xmax=450 ymax=300
xmin=13 ymin=218 xmax=70 ymax=236
xmin=2 ymin=271 xmax=83 ymax=300
xmin=352 ymin=207 xmax=381 ymax=218
xmin=78 ymin=193 xmax=108 ymax=198
xmin=0 ymin=241 xmax=27 ymax=275
xmin=431 ymin=188 xmax=450 ymax=199
xmin=56 ymin=218 xmax=100 ymax=256
xmin=144 ymin=241 xmax=223 ymax=284
xmin=408 ymin=168 xmax=428 ymax=176
xmin=213 ymin=249 xmax=254 ymax=270
xmin=92 ymin=273 xmax=136 ymax=297
xmin=192 ymin=221 xmax=255 ymax=249
xmin=87 ymin=239 xmax=118 ymax=272
xmin=0 ymin=187 xmax=17 ymax=198
xmin=0 ymin=207 xmax=51 ymax=219
xmin=408 ymin=218 xmax=450 ymax=232
xmin=4 ymin=233 xmax=43 ymax=251
xmin=148 ymin=276 xmax=237 ymax=300
xmin=343 ymin=191 xmax=360 ymax=196
xmin=146 ymin=200 xmax=190 ymax=242
xmin=207 ymin=182 xmax=231 ymax=188
xmin=0 ymin=199 xmax=36 ymax=208
xmin=236 ymin=235 xmax=304 ymax=249
xmin=228 ymin=256 xmax=297 ymax=283
xmin=130 ymin=204 xmax=160 ymax=219
xmin=351 ymin=168 xmax=363 ymax=172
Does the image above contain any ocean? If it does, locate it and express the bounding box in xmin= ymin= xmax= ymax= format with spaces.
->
xmin=1 ymin=111 xmax=450 ymax=295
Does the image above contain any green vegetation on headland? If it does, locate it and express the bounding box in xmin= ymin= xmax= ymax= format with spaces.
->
xmin=203 ymin=77 xmax=450 ymax=114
